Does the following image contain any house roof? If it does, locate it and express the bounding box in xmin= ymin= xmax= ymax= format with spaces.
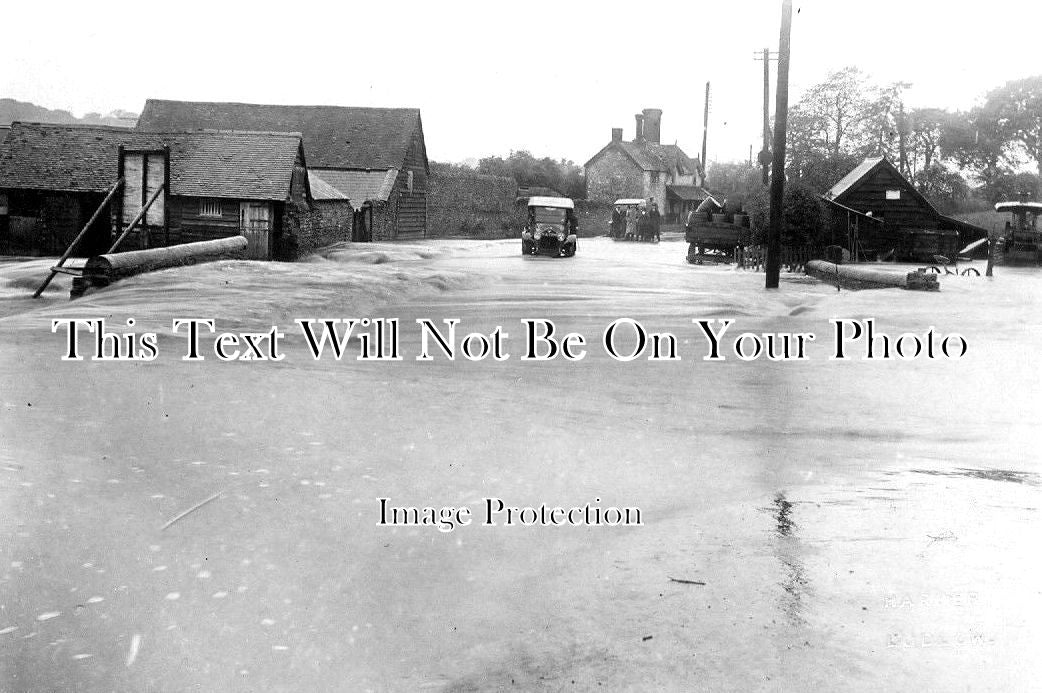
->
xmin=311 ymin=168 xmax=398 ymax=209
xmin=666 ymin=184 xmax=715 ymax=202
xmin=586 ymin=139 xmax=703 ymax=177
xmin=0 ymin=121 xmax=304 ymax=201
xmin=137 ymin=99 xmax=426 ymax=172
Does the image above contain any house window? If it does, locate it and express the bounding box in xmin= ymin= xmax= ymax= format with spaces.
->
xmin=407 ymin=170 xmax=414 ymax=194
xmin=199 ymin=199 xmax=222 ymax=218
xmin=886 ymin=189 xmax=901 ymax=200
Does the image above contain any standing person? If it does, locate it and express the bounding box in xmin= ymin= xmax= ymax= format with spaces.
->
xmin=611 ymin=206 xmax=624 ymax=239
xmin=649 ymin=198 xmax=661 ymax=242
xmin=626 ymin=205 xmax=637 ymax=240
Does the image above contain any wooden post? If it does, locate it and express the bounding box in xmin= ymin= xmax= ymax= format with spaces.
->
xmin=701 ymin=81 xmax=710 ymax=169
xmin=32 ymin=178 xmax=124 ymax=298
xmin=761 ymin=48 xmax=771 ymax=186
xmin=108 ymin=182 xmax=166 ymax=254
xmin=766 ymin=0 xmax=793 ymax=290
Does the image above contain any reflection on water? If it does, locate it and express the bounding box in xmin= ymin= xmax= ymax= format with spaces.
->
xmin=905 ymin=468 xmax=1040 ymax=486
xmin=767 ymin=491 xmax=809 ymax=627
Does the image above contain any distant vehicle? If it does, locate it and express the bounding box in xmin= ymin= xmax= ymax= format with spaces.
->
xmin=610 ymin=198 xmax=660 ymax=242
xmin=994 ymin=201 xmax=1042 ymax=266
xmin=521 ymin=196 xmax=577 ymax=257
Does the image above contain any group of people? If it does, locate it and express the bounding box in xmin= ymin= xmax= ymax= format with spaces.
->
xmin=610 ymin=198 xmax=661 ymax=242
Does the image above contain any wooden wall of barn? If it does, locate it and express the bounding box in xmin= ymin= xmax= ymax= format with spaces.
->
xmin=388 ymin=128 xmax=428 ymax=238
xmin=836 ymin=167 xmax=938 ymax=230
xmin=0 ymin=189 xmax=111 ymax=256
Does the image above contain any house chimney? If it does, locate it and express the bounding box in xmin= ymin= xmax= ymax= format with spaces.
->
xmin=642 ymin=108 xmax=662 ymax=144
xmin=634 ymin=114 xmax=644 ymax=141
xmin=611 ymin=127 xmax=623 ymax=143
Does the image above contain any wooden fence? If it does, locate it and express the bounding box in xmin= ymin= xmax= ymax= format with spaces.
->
xmin=736 ymin=245 xmax=823 ymax=273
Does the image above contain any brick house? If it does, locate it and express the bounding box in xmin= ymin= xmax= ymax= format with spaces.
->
xmin=584 ymin=108 xmax=709 ymax=221
xmin=136 ymin=99 xmax=429 ymax=241
xmin=0 ymin=122 xmax=353 ymax=259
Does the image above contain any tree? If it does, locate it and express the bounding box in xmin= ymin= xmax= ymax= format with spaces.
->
xmin=940 ymin=107 xmax=1014 ymax=197
xmin=477 ymin=150 xmax=585 ymax=199
xmin=907 ymin=107 xmax=949 ymax=176
xmin=983 ymin=76 xmax=1042 ymax=196
xmin=748 ymin=181 xmax=826 ymax=246
xmin=913 ymin=164 xmax=969 ymax=213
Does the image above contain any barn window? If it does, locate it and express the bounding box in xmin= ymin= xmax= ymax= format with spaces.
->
xmin=0 ymin=193 xmax=8 ymax=215
xmin=886 ymin=189 xmax=901 ymax=200
xmin=407 ymin=170 xmax=414 ymax=194
xmin=199 ymin=199 xmax=222 ymax=217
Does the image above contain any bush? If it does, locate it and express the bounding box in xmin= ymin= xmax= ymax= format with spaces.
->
xmin=747 ymin=182 xmax=826 ymax=247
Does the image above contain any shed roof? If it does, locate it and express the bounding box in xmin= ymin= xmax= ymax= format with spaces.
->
xmin=311 ymin=168 xmax=397 ymax=209
xmin=0 ymin=122 xmax=304 ymax=201
xmin=307 ymin=171 xmax=350 ymax=201
xmin=137 ymin=99 xmax=426 ymax=171
xmin=824 ymin=156 xmax=886 ymax=200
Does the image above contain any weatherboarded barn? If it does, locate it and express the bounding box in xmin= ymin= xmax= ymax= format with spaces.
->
xmin=136 ymin=100 xmax=429 ymax=240
xmin=822 ymin=157 xmax=986 ymax=261
xmin=0 ymin=122 xmax=350 ymax=259
xmin=585 ymin=108 xmax=707 ymax=222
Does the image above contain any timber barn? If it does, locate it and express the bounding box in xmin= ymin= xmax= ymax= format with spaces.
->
xmin=0 ymin=122 xmax=354 ymax=259
xmin=823 ymin=157 xmax=987 ymax=261
xmin=584 ymin=108 xmax=710 ymax=221
xmin=136 ymin=100 xmax=429 ymax=240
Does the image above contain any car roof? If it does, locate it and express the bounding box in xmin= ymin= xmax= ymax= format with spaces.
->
xmin=995 ymin=201 xmax=1042 ymax=212
xmin=527 ymin=196 xmax=574 ymax=209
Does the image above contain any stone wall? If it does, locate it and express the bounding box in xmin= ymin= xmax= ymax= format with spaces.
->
xmin=585 ymin=148 xmax=645 ymax=203
xmin=296 ymin=201 xmax=355 ymax=257
xmin=427 ymin=168 xmax=522 ymax=237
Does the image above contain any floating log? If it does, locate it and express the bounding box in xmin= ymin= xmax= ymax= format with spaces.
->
xmin=805 ymin=260 xmax=939 ymax=291
xmin=72 ymin=236 xmax=249 ymax=298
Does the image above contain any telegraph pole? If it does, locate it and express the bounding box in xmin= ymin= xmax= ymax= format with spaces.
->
xmin=701 ymin=81 xmax=710 ymax=168
xmin=753 ymin=48 xmax=777 ymax=186
xmin=766 ymin=0 xmax=792 ymax=290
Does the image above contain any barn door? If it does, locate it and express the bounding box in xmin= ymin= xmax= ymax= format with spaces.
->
xmin=239 ymin=202 xmax=272 ymax=259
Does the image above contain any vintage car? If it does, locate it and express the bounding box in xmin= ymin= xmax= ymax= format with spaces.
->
xmin=521 ymin=196 xmax=577 ymax=257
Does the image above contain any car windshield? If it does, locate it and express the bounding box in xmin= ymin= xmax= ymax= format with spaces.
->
xmin=532 ymin=207 xmax=567 ymax=224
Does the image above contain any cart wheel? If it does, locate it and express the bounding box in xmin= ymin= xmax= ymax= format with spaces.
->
xmin=961 ymin=268 xmax=980 ymax=277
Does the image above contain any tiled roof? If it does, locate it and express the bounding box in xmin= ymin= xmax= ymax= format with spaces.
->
xmin=137 ymin=99 xmax=425 ymax=171
xmin=311 ymin=168 xmax=397 ymax=208
xmin=586 ymin=139 xmax=703 ymax=177
xmin=0 ymin=122 xmax=303 ymax=201
xmin=307 ymin=171 xmax=350 ymax=201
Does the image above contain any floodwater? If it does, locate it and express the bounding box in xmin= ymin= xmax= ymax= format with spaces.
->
xmin=0 ymin=238 xmax=1039 ymax=691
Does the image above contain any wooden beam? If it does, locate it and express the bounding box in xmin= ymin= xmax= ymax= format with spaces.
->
xmin=32 ymin=178 xmax=124 ymax=298
xmin=107 ymin=182 xmax=166 ymax=254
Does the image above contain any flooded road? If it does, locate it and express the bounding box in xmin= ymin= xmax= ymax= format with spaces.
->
xmin=1 ymin=238 xmax=1040 ymax=691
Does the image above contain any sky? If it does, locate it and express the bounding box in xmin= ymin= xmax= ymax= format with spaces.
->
xmin=2 ymin=0 xmax=1040 ymax=167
